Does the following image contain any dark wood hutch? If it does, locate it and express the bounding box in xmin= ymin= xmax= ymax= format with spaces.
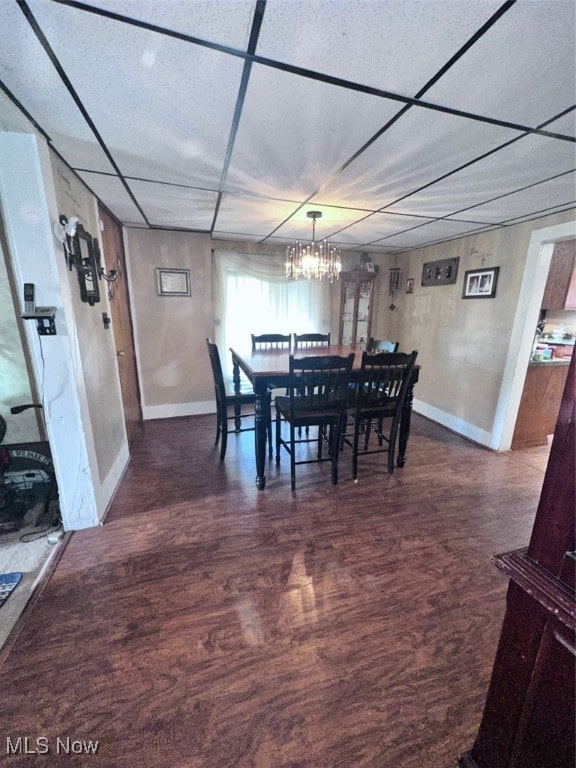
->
xmin=460 ymin=354 xmax=575 ymax=768
xmin=338 ymin=270 xmax=377 ymax=350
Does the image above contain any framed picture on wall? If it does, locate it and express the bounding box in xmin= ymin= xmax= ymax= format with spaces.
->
xmin=462 ymin=267 xmax=500 ymax=299
xmin=156 ymin=268 xmax=190 ymax=296
xmin=421 ymin=257 xmax=459 ymax=286
xmin=406 ymin=278 xmax=414 ymax=294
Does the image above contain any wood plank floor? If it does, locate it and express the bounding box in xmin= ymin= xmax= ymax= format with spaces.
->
xmin=0 ymin=414 xmax=549 ymax=768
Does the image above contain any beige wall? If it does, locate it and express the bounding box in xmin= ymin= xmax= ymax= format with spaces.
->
xmin=125 ymin=229 xmax=214 ymax=418
xmin=50 ymin=155 xmax=126 ymax=482
xmin=369 ymin=210 xmax=576 ymax=439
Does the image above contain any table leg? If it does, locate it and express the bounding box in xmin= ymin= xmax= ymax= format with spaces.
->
xmin=397 ymin=381 xmax=414 ymax=468
xmin=232 ymin=359 xmax=242 ymax=431
xmin=254 ymin=386 xmax=270 ymax=490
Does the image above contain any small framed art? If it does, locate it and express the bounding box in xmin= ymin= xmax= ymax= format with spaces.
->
xmin=462 ymin=267 xmax=500 ymax=299
xmin=156 ymin=268 xmax=190 ymax=297
xmin=406 ymin=278 xmax=414 ymax=294
xmin=421 ymin=257 xmax=459 ymax=286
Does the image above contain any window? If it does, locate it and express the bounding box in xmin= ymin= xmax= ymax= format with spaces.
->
xmin=214 ymin=250 xmax=330 ymax=376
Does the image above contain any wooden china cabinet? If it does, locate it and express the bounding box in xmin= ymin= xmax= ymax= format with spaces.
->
xmin=460 ymin=354 xmax=575 ymax=768
xmin=338 ymin=270 xmax=377 ymax=350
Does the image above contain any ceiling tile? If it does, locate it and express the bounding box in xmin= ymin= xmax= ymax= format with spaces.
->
xmin=77 ymin=171 xmax=147 ymax=225
xmin=449 ymin=172 xmax=576 ymax=223
xmin=82 ymin=0 xmax=257 ymax=49
xmin=215 ymin=194 xmax=303 ymax=240
xmin=3 ymin=0 xmax=575 ymax=248
xmin=425 ymin=0 xmax=576 ymax=127
xmin=386 ymin=134 xmax=576 ymax=218
xmin=126 ymin=180 xmax=218 ymax=229
xmin=500 ymin=202 xmax=576 ymax=226
xmin=0 ymin=89 xmax=39 ymax=134
xmin=310 ymin=107 xmax=521 ymax=210
xmin=546 ymin=110 xmax=576 ymax=139
xmin=381 ymin=219 xmax=497 ymax=249
xmin=0 ymin=1 xmax=116 ymax=173
xmin=272 ymin=205 xmax=375 ymax=241
xmin=257 ymin=0 xmax=504 ymax=95
xmin=329 ymin=211 xmax=435 ymax=245
xmin=26 ymin=0 xmax=245 ymax=186
xmin=224 ymin=62 xmax=402 ymax=199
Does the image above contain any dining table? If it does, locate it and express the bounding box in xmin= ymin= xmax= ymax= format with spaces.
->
xmin=230 ymin=344 xmax=420 ymax=490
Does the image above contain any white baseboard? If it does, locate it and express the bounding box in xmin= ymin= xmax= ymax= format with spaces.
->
xmin=413 ymin=398 xmax=492 ymax=448
xmin=142 ymin=400 xmax=216 ymax=420
xmin=97 ymin=440 xmax=130 ymax=523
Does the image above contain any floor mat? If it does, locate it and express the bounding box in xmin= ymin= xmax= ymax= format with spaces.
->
xmin=0 ymin=573 xmax=23 ymax=609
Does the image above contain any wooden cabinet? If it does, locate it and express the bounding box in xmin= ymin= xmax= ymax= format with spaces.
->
xmin=460 ymin=355 xmax=575 ymax=768
xmin=338 ymin=270 xmax=376 ymax=349
xmin=511 ymin=362 xmax=571 ymax=448
xmin=541 ymin=239 xmax=576 ymax=310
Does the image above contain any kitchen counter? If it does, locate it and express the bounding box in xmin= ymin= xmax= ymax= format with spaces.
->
xmin=529 ymin=358 xmax=572 ymax=367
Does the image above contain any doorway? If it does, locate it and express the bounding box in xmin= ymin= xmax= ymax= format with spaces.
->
xmin=98 ymin=204 xmax=142 ymax=444
xmin=494 ymin=220 xmax=576 ymax=451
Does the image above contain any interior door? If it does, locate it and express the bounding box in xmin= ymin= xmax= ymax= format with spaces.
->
xmin=98 ymin=204 xmax=142 ymax=444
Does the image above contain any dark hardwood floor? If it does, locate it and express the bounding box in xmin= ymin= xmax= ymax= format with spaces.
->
xmin=0 ymin=414 xmax=548 ymax=767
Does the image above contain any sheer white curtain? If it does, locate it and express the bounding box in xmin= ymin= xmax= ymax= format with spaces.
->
xmin=213 ymin=249 xmax=331 ymax=376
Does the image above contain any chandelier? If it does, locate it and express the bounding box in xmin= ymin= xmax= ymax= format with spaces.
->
xmin=286 ymin=211 xmax=342 ymax=282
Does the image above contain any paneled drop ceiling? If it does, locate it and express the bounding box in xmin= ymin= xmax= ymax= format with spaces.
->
xmin=0 ymin=0 xmax=575 ymax=253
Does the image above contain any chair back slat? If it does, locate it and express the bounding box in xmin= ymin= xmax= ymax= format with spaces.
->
xmin=252 ymin=333 xmax=291 ymax=350
xmin=357 ymin=351 xmax=418 ymax=410
xmin=367 ymin=338 xmax=399 ymax=353
xmin=289 ymin=354 xmax=354 ymax=412
xmin=293 ymin=332 xmax=331 ymax=349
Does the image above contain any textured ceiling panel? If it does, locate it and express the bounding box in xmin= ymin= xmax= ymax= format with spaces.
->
xmin=0 ymin=89 xmax=39 ymax=134
xmin=82 ymin=0 xmax=257 ymax=49
xmin=426 ymin=0 xmax=576 ymax=127
xmin=214 ymin=194 xmax=302 ymax=240
xmin=379 ymin=219 xmax=495 ymax=249
xmin=0 ymin=1 xmax=116 ymax=172
xmin=2 ymin=0 xmax=574 ymax=250
xmin=257 ymin=0 xmax=504 ymax=95
xmin=127 ymin=180 xmax=218 ymax=230
xmin=270 ymin=205 xmax=374 ymax=241
xmin=545 ymin=110 xmax=576 ymax=139
xmin=386 ymin=134 xmax=576 ymax=219
xmin=501 ymin=202 xmax=576 ymax=227
xmin=310 ymin=106 xmax=522 ymax=211
xmin=449 ymin=173 xmax=576 ymax=224
xmin=326 ymin=212 xmax=435 ymax=245
xmin=77 ymin=171 xmax=147 ymax=225
xmin=224 ymin=62 xmax=401 ymax=199
xmin=26 ymin=0 xmax=245 ymax=186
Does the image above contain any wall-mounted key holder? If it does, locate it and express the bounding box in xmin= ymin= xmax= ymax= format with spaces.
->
xmin=22 ymin=306 xmax=57 ymax=335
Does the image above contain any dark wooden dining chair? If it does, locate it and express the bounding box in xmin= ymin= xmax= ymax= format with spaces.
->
xmin=251 ymin=333 xmax=292 ymax=393
xmin=344 ymin=350 xmax=418 ymax=480
xmin=206 ymin=338 xmax=267 ymax=460
xmin=251 ymin=333 xmax=292 ymax=350
xmin=367 ymin=338 xmax=399 ymax=353
xmin=275 ymin=353 xmax=354 ymax=490
xmin=293 ymin=332 xmax=331 ymax=349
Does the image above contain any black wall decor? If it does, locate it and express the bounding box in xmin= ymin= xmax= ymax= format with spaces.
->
xmin=72 ymin=224 xmax=101 ymax=305
xmin=421 ymin=257 xmax=459 ymax=286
